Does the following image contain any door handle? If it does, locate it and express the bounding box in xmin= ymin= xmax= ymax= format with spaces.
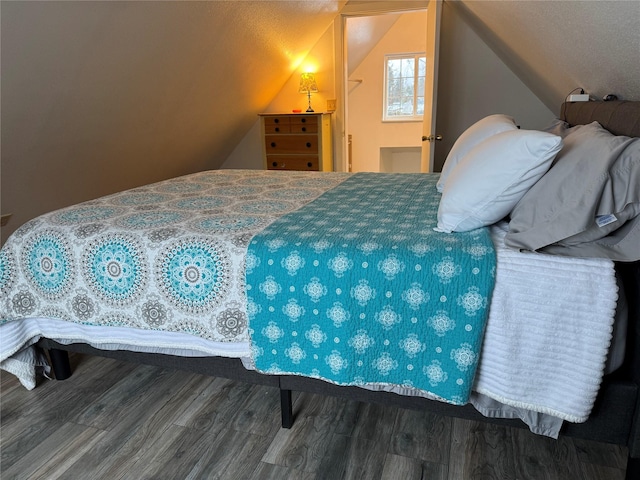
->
xmin=422 ymin=135 xmax=443 ymax=142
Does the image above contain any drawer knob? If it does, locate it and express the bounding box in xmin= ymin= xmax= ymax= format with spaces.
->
xmin=306 ymin=142 xmax=312 ymax=148
xmin=301 ymin=118 xmax=306 ymax=123
xmin=275 ymin=127 xmax=280 ymax=132
xmin=302 ymin=127 xmax=306 ymax=132
xmin=274 ymin=118 xmax=280 ymax=123
xmin=271 ymin=142 xmax=276 ymax=148
xmin=272 ymin=162 xmax=278 ymax=167
xmin=307 ymin=162 xmax=312 ymax=168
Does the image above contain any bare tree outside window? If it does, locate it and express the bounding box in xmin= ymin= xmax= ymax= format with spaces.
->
xmin=384 ymin=53 xmax=426 ymax=121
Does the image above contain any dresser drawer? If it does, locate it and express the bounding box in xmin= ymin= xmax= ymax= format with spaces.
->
xmin=264 ymin=124 xmax=291 ymax=134
xmin=266 ymin=155 xmax=319 ymax=171
xmin=264 ymin=116 xmax=291 ymax=126
xmin=290 ymin=115 xmax=317 ymax=126
xmin=290 ymin=123 xmax=317 ymax=134
xmin=265 ymin=134 xmax=319 ymax=154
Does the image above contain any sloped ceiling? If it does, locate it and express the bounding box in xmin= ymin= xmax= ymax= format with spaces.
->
xmin=347 ymin=13 xmax=400 ymax=76
xmin=455 ymin=0 xmax=640 ymax=109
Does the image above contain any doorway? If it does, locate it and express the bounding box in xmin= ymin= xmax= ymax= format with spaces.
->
xmin=345 ymin=11 xmax=427 ymax=173
xmin=333 ymin=1 xmax=441 ymax=174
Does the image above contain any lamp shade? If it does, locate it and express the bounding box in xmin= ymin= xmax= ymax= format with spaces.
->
xmin=298 ymin=72 xmax=319 ymax=94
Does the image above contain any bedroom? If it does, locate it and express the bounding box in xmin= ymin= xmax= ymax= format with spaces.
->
xmin=1 ymin=1 xmax=639 ymax=479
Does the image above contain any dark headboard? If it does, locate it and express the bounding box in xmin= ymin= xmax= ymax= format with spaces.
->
xmin=561 ymin=100 xmax=640 ymax=137
xmin=562 ymin=101 xmax=640 ymax=383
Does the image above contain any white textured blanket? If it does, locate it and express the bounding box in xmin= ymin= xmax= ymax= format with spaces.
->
xmin=474 ymin=223 xmax=618 ymax=423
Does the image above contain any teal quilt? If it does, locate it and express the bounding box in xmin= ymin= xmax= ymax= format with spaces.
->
xmin=247 ymin=173 xmax=496 ymax=404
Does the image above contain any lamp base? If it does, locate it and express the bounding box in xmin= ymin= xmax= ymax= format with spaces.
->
xmin=305 ymin=91 xmax=314 ymax=113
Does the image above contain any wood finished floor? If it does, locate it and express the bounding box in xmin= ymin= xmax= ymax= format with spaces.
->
xmin=0 ymin=353 xmax=628 ymax=480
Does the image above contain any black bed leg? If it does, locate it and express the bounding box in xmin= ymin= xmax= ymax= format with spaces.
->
xmin=626 ymin=456 xmax=640 ymax=480
xmin=280 ymin=389 xmax=294 ymax=429
xmin=48 ymin=349 xmax=72 ymax=380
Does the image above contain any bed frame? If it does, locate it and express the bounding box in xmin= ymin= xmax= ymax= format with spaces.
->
xmin=38 ymin=101 xmax=640 ymax=478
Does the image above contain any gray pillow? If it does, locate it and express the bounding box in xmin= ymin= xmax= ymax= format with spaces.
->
xmin=542 ymin=118 xmax=581 ymax=139
xmin=505 ymin=122 xmax=640 ymax=261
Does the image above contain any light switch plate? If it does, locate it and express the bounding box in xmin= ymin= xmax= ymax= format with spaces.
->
xmin=327 ymin=99 xmax=336 ymax=112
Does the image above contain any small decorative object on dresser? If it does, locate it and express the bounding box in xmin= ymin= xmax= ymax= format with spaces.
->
xmin=259 ymin=113 xmax=332 ymax=171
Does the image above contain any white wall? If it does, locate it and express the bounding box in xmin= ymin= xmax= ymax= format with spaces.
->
xmin=347 ymin=11 xmax=427 ymax=172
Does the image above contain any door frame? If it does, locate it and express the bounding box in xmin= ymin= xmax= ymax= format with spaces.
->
xmin=421 ymin=0 xmax=442 ymax=173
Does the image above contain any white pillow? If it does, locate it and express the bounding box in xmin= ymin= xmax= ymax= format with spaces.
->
xmin=436 ymin=129 xmax=563 ymax=233
xmin=437 ymin=114 xmax=517 ymax=192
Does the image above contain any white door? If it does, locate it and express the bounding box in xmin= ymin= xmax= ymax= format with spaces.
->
xmin=420 ymin=0 xmax=442 ymax=173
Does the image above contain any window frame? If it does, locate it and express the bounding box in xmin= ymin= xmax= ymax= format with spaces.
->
xmin=382 ymin=52 xmax=426 ymax=123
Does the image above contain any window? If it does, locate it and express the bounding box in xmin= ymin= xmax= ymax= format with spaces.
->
xmin=383 ymin=53 xmax=426 ymax=121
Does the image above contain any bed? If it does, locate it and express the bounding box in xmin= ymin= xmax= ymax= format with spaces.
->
xmin=1 ymin=101 xmax=638 ymax=477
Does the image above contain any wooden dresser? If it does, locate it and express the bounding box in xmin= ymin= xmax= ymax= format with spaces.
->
xmin=259 ymin=113 xmax=332 ymax=171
